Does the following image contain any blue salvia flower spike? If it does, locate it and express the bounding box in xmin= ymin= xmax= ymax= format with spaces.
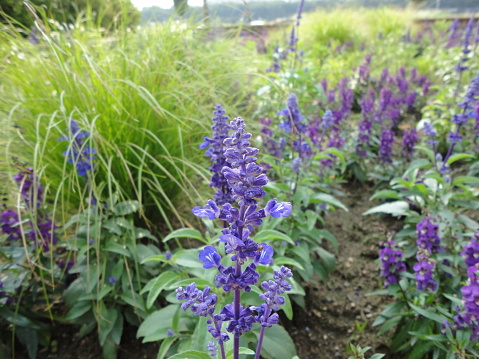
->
xmin=178 ymin=115 xmax=293 ymax=359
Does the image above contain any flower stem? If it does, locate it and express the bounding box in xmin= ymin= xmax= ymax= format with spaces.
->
xmin=254 ymin=306 xmax=271 ymax=359
xmin=233 ymin=286 xmax=241 ymax=359
xmin=214 ymin=321 xmax=227 ymax=359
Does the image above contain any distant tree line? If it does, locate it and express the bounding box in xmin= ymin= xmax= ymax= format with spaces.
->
xmin=141 ymin=0 xmax=479 ymax=24
xmin=0 ymin=0 xmax=140 ymax=29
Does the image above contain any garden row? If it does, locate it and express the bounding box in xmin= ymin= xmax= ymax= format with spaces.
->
xmin=1 ymin=5 xmax=479 ymax=359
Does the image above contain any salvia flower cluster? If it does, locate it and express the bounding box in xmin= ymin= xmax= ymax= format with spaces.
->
xmin=442 ymin=233 xmax=479 ymax=338
xmin=379 ymin=240 xmax=406 ymax=288
xmin=177 ymin=114 xmax=293 ymax=359
xmin=1 ymin=167 xmax=58 ymax=251
xmin=58 ymin=119 xmax=96 ymax=177
xmin=413 ymin=217 xmax=442 ymax=291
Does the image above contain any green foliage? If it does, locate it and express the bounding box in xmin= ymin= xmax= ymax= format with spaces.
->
xmin=0 ymin=19 xmax=255 ymax=225
xmin=0 ymin=0 xmax=140 ymax=29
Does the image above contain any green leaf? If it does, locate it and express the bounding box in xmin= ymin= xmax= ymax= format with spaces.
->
xmin=317 ymin=229 xmax=338 ymax=249
xmin=109 ymin=311 xmax=123 ymax=345
xmin=407 ymin=158 xmax=432 ymax=172
xmin=120 ymin=292 xmax=146 ymax=311
xmin=407 ymin=340 xmax=434 ymax=359
xmin=168 ymin=350 xmax=211 ymax=359
xmin=409 ymin=304 xmax=447 ymax=324
xmin=136 ymin=228 xmax=158 ymax=241
xmin=282 ymin=293 xmax=293 ymax=320
xmin=16 ymin=327 xmax=38 ymax=359
xmin=453 ymin=176 xmax=479 ymax=185
xmin=274 ymin=257 xmax=305 ymax=271
xmin=103 ymin=219 xmax=123 ymax=235
xmin=253 ymin=230 xmax=295 ymax=245
xmin=313 ymin=247 xmax=335 ymax=273
xmin=138 ymin=305 xmax=177 ymax=339
xmin=65 ymin=300 xmax=92 ymax=321
xmin=146 ymin=271 xmax=181 ymax=309
xmin=190 ymin=317 xmax=208 ymax=352
xmin=102 ymin=338 xmax=118 ymax=359
xmin=104 ymin=242 xmax=131 ymax=257
xmin=415 ymin=146 xmax=435 ymax=162
xmin=226 ymin=347 xmax=256 ymax=359
xmin=163 ymin=228 xmax=206 ymax=244
xmin=173 ymin=249 xmax=204 ymax=268
xmin=98 ymin=306 xmax=118 ymax=347
xmin=363 ymin=201 xmax=410 ymax=216
xmin=310 ymin=193 xmax=348 ymax=212
xmin=370 ymin=190 xmax=403 ymax=201
xmin=157 ymin=337 xmax=176 ymax=359
xmin=446 ymin=153 xmax=475 ymax=165
xmin=113 ymin=200 xmax=141 ymax=216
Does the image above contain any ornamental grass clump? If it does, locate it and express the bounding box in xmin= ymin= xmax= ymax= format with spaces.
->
xmin=177 ymin=115 xmax=293 ymax=359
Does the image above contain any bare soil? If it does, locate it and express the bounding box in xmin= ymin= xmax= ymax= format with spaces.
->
xmin=282 ymin=181 xmax=403 ymax=359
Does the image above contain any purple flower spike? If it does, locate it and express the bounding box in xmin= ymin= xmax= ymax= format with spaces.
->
xmin=321 ymin=110 xmax=334 ymax=129
xmin=177 ymin=112 xmax=293 ymax=356
xmin=379 ymin=240 xmax=406 ymax=287
xmin=200 ymin=105 xmax=234 ymax=205
xmin=199 ymin=246 xmax=222 ymax=269
xmin=59 ymin=119 xmax=96 ymax=177
xmin=278 ymin=94 xmax=306 ymax=134
xmin=402 ymin=128 xmax=418 ymax=158
xmin=378 ymin=129 xmax=394 ymax=163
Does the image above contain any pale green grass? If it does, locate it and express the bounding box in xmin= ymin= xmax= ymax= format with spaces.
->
xmin=0 ymin=18 xmax=260 ymax=226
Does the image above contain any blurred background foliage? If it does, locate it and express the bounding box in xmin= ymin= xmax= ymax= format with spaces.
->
xmin=0 ymin=0 xmax=140 ymax=29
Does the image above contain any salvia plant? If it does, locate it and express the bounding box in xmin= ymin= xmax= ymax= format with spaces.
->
xmin=0 ymin=162 xmax=61 ymax=358
xmin=56 ymin=119 xmax=162 ymax=359
xmin=184 ymin=115 xmax=294 ymax=359
xmin=367 ymin=66 xmax=479 ymax=358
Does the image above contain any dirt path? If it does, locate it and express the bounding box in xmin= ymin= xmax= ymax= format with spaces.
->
xmin=282 ymin=182 xmax=403 ymax=358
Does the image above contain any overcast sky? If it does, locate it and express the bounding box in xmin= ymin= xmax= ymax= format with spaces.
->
xmin=131 ymin=0 xmax=206 ymax=9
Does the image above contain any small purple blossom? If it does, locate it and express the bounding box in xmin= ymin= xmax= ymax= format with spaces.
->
xmin=379 ymin=240 xmax=406 ymax=287
xmin=14 ymin=167 xmax=43 ymax=208
xmin=199 ymin=246 xmax=222 ymax=269
xmin=414 ymin=249 xmax=437 ymax=291
xmin=0 ymin=210 xmax=21 ymax=241
xmin=417 ymin=216 xmax=442 ymax=253
xmin=321 ymin=110 xmax=334 ymax=129
xmin=28 ymin=216 xmax=58 ymax=251
xmin=291 ymin=157 xmax=301 ymax=173
xmin=462 ymin=233 xmax=479 ymax=267
xmin=278 ymin=94 xmax=306 ymax=133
